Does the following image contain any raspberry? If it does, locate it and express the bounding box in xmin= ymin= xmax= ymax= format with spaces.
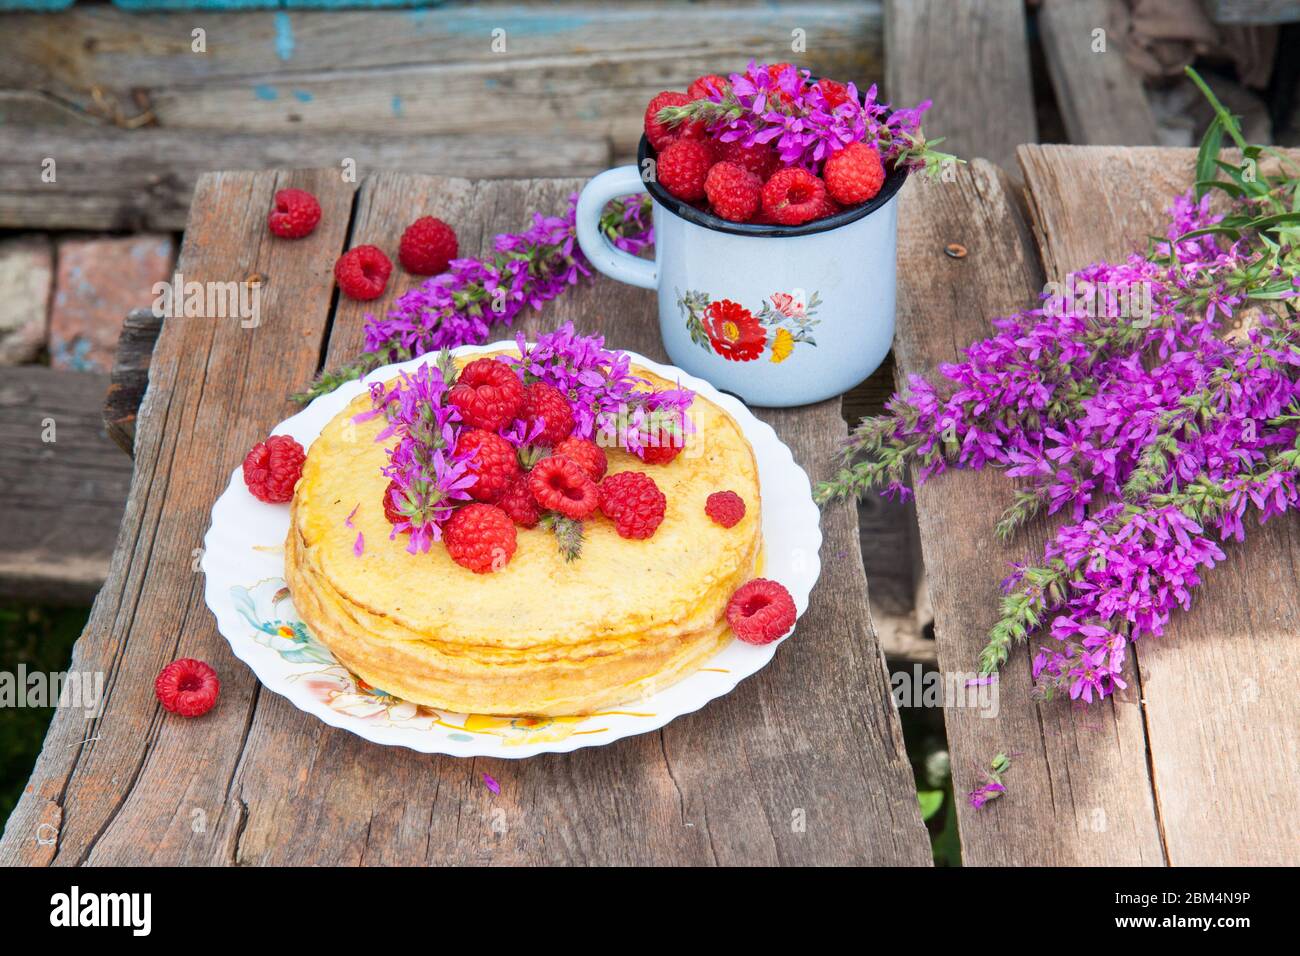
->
xmin=456 ymin=428 xmax=521 ymax=503
xmin=529 ymin=455 xmax=599 ymax=520
xmin=813 ymin=191 xmax=844 ymax=221
xmin=598 ymin=471 xmax=666 ymax=539
xmin=718 ymin=140 xmax=780 ymax=181
xmin=449 ymin=358 xmax=525 ymax=431
xmin=521 ymin=381 xmax=575 ymax=446
xmin=643 ymin=91 xmax=705 ymax=151
xmin=497 ymin=473 xmax=540 ymax=528
xmin=726 ymin=578 xmax=797 ymax=645
xmin=687 ymin=74 xmax=730 ymax=100
xmin=656 ymin=139 xmax=713 ymax=202
xmin=815 ymin=78 xmax=852 ymax=109
xmin=267 ymin=188 xmax=321 ymax=239
xmin=636 ymin=441 xmax=684 ymax=465
xmin=761 ymin=167 xmax=827 ymax=226
xmin=823 ymin=142 xmax=886 ymax=205
xmin=382 ymin=479 xmax=411 ymax=530
xmin=553 ymin=436 xmax=607 ymax=482
xmin=155 ymin=658 xmax=221 ymax=717
xmin=444 ymin=503 xmax=517 ymax=573
xmin=398 ymin=215 xmax=458 ymax=275
xmin=705 ymin=490 xmax=746 ymax=528
xmin=242 ymin=434 xmax=305 ymax=503
xmin=704 ymin=161 xmax=762 ymax=222
xmin=334 ymin=245 xmax=392 ymax=300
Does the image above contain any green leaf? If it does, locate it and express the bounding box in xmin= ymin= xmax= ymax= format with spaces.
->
xmin=918 ymin=790 xmax=944 ymax=821
xmin=1194 ymin=115 xmax=1224 ymax=200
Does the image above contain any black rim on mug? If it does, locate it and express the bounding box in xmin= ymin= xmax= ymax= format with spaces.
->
xmin=635 ymin=87 xmax=911 ymax=238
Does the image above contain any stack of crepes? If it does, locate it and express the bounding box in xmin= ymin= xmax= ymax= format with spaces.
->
xmin=286 ymin=360 xmax=763 ymax=716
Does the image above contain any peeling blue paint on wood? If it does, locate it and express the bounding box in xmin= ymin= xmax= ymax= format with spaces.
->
xmin=274 ymin=12 xmax=295 ymax=61
xmin=253 ymin=85 xmax=279 ymax=101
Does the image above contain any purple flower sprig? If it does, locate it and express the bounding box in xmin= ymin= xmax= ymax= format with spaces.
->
xmin=656 ymin=61 xmax=959 ymax=175
xmin=294 ymin=194 xmax=654 ymax=404
xmin=968 ymin=752 xmax=1012 ymax=810
xmin=355 ymin=360 xmax=477 ymax=554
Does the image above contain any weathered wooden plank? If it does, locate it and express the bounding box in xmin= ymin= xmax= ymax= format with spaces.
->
xmin=1018 ymin=143 xmax=1300 ymax=865
xmin=0 ymin=126 xmax=610 ymax=231
xmin=1037 ymin=0 xmax=1159 ymax=146
xmin=0 ymin=367 xmax=131 ymax=605
xmin=223 ymin=174 xmax=931 ymax=866
xmin=0 ymin=168 xmax=356 ymax=865
xmin=104 ymin=308 xmax=163 ymax=456
xmin=892 ymin=161 xmax=1167 ymax=865
xmin=0 ymin=4 xmax=883 ymax=156
xmin=883 ymin=0 xmax=1037 ymax=174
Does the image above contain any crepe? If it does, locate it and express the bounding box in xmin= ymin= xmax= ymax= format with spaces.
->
xmin=286 ymin=354 xmax=762 ymax=715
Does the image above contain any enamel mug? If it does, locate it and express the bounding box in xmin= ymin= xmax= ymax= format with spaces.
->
xmin=575 ymin=136 xmax=908 ymax=407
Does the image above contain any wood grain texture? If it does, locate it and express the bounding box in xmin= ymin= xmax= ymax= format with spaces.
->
xmin=884 ymin=0 xmax=1037 ymax=174
xmin=1019 ymin=143 xmax=1300 ymax=865
xmin=0 ymin=126 xmax=610 ymax=231
xmin=0 ymin=168 xmax=357 ymax=866
xmin=0 ymin=171 xmax=930 ymax=866
xmin=0 ymin=3 xmax=883 ymax=156
xmin=0 ymin=367 xmax=131 ymax=605
xmin=1037 ymin=0 xmax=1158 ymax=146
xmin=104 ymin=308 xmax=163 ymax=456
xmin=892 ymin=162 xmax=1167 ymax=865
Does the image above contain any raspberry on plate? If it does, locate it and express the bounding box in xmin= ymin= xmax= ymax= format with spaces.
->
xmin=761 ymin=167 xmax=828 ymax=226
xmin=497 ymin=472 xmax=541 ymax=528
xmin=382 ymin=479 xmax=412 ymax=531
xmin=267 ymin=188 xmax=321 ymax=239
xmin=242 ymin=434 xmax=305 ymax=503
xmin=643 ymin=91 xmax=705 ymax=151
xmin=553 ymin=436 xmax=607 ymax=482
xmin=598 ymin=471 xmax=666 ymax=539
xmin=456 ymin=428 xmax=521 ymax=503
xmin=521 ymin=381 xmax=575 ymax=447
xmin=155 ymin=658 xmax=221 ymax=717
xmin=726 ymin=578 xmax=797 ymax=645
xmin=705 ymin=490 xmax=746 ymax=528
xmin=334 ymin=245 xmax=393 ymax=300
xmin=704 ymin=161 xmax=762 ymax=222
xmin=529 ymin=455 xmax=599 ymax=520
xmin=444 ymin=503 xmax=517 ymax=573
xmin=824 ymin=141 xmax=886 ymax=205
xmin=399 ymin=215 xmax=459 ymax=275
xmin=448 ymin=358 xmax=525 ymax=431
xmin=656 ymin=139 xmax=713 ymax=202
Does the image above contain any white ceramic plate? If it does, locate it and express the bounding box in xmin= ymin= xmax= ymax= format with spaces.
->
xmin=202 ymin=341 xmax=822 ymax=757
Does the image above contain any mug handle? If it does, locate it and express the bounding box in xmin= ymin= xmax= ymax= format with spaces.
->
xmin=575 ymin=165 xmax=658 ymax=291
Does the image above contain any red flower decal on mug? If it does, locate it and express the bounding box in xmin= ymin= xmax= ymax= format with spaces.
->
xmin=702 ymin=299 xmax=766 ymax=362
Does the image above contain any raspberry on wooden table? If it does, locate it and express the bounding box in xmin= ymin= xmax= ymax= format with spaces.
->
xmin=333 ymin=245 xmax=393 ymax=300
xmin=444 ymin=503 xmax=517 ymax=573
xmin=448 ymin=358 xmax=525 ymax=431
xmin=267 ymin=188 xmax=322 ymax=239
xmin=242 ymin=434 xmax=305 ymax=503
xmin=155 ymin=658 xmax=221 ymax=717
xmin=399 ymin=215 xmax=459 ymax=275
xmin=726 ymin=578 xmax=797 ymax=645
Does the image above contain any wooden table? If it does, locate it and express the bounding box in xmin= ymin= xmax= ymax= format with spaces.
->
xmin=0 ymin=170 xmax=929 ymax=866
xmin=4 ymin=147 xmax=1297 ymax=866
